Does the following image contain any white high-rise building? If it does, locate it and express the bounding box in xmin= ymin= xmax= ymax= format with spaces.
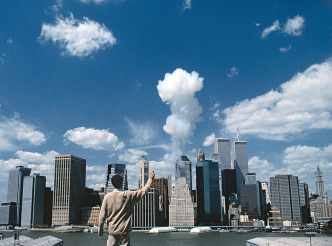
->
xmin=169 ymin=177 xmax=194 ymax=227
xmin=139 ymin=156 xmax=149 ymax=189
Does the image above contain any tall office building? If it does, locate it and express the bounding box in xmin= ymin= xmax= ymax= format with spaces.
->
xmin=131 ymin=188 xmax=161 ymax=229
xmin=105 ymin=164 xmax=128 ymax=194
xmin=21 ymin=174 xmax=46 ymax=228
xmin=166 ymin=174 xmax=172 ymax=199
xmin=175 ymin=155 xmax=192 ymax=193
xmin=43 ymin=187 xmax=53 ymax=226
xmin=221 ymin=169 xmax=237 ymax=225
xmin=151 ymin=177 xmax=169 ymax=225
xmin=169 ymin=177 xmax=194 ymax=227
xmin=240 ymin=180 xmax=263 ymax=221
xmin=139 ymin=156 xmax=149 ymax=189
xmin=315 ymin=166 xmax=329 ymax=205
xmin=231 ymin=141 xmax=248 ymax=202
xmin=52 ymin=155 xmax=86 ymax=226
xmin=210 ymin=138 xmax=231 ymax=170
xmin=7 ymin=166 xmax=31 ymax=226
xmin=196 ymin=159 xmax=221 ymax=225
xmin=299 ymin=182 xmax=311 ymax=224
xmin=270 ymin=175 xmax=301 ymax=225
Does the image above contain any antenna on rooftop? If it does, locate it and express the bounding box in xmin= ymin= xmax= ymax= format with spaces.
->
xmin=237 ymin=123 xmax=240 ymax=141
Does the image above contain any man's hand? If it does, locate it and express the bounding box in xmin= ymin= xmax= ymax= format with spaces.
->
xmin=149 ymin=171 xmax=155 ymax=180
xmin=98 ymin=230 xmax=103 ymax=236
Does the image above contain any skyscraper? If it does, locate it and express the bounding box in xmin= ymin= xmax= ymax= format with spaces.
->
xmin=231 ymin=141 xmax=248 ymax=202
xmin=139 ymin=156 xmax=149 ymax=189
xmin=21 ymin=174 xmax=46 ymax=228
xmin=175 ymin=155 xmax=192 ymax=193
xmin=196 ymin=159 xmax=221 ymax=225
xmin=315 ymin=166 xmax=329 ymax=204
xmin=7 ymin=165 xmax=31 ymax=226
xmin=105 ymin=164 xmax=128 ymax=194
xmin=240 ymin=180 xmax=263 ymax=221
xmin=270 ymin=175 xmax=301 ymax=225
xmin=210 ymin=138 xmax=231 ymax=170
xmin=151 ymin=177 xmax=169 ymax=225
xmin=52 ymin=155 xmax=86 ymax=226
xmin=221 ymin=169 xmax=237 ymax=225
xmin=165 ymin=174 xmax=172 ymax=199
xmin=169 ymin=177 xmax=194 ymax=227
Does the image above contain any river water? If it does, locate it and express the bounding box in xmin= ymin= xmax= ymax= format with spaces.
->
xmin=1 ymin=230 xmax=332 ymax=245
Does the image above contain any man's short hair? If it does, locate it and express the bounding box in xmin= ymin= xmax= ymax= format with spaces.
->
xmin=111 ymin=175 xmax=123 ymax=189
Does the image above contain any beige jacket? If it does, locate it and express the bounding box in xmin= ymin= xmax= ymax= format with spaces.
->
xmin=98 ymin=179 xmax=152 ymax=235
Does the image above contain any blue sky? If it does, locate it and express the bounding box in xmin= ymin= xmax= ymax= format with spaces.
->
xmin=0 ymin=0 xmax=331 ymax=202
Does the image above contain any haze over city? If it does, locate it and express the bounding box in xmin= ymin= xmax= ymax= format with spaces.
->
xmin=0 ymin=0 xmax=331 ymax=203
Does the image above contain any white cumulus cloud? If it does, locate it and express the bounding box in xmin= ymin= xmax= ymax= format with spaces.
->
xmin=222 ymin=58 xmax=332 ymax=140
xmin=0 ymin=117 xmax=46 ymax=150
xmin=80 ymin=0 xmax=108 ymax=3
xmin=227 ymin=67 xmax=239 ymax=78
xmin=64 ymin=127 xmax=124 ymax=151
xmin=261 ymin=16 xmax=305 ymax=38
xmin=279 ymin=45 xmax=292 ymax=53
xmin=261 ymin=20 xmax=280 ymax=38
xmin=118 ymin=148 xmax=148 ymax=164
xmin=203 ymin=133 xmax=215 ymax=146
xmin=183 ymin=0 xmax=191 ymax=10
xmin=284 ymin=15 xmax=305 ymax=36
xmin=157 ymin=68 xmax=203 ymax=153
xmin=39 ymin=13 xmax=116 ymax=57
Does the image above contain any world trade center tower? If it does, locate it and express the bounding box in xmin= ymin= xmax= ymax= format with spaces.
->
xmin=231 ymin=141 xmax=248 ymax=203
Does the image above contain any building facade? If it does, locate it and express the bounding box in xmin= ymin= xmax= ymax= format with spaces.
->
xmin=105 ymin=164 xmax=128 ymax=194
xmin=270 ymin=175 xmax=301 ymax=225
xmin=21 ymin=174 xmax=46 ymax=228
xmin=221 ymin=169 xmax=237 ymax=225
xmin=240 ymin=180 xmax=263 ymax=221
xmin=231 ymin=141 xmax=248 ymax=203
xmin=131 ymin=188 xmax=161 ymax=229
xmin=151 ymin=177 xmax=169 ymax=225
xmin=175 ymin=155 xmax=192 ymax=194
xmin=139 ymin=156 xmax=149 ymax=189
xmin=52 ymin=155 xmax=86 ymax=226
xmin=315 ymin=166 xmax=329 ymax=205
xmin=7 ymin=166 xmax=31 ymax=226
xmin=196 ymin=159 xmax=221 ymax=225
xmin=0 ymin=202 xmax=17 ymax=226
xmin=169 ymin=177 xmax=194 ymax=227
xmin=210 ymin=138 xmax=231 ymax=170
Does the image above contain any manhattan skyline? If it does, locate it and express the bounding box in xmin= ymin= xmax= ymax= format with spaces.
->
xmin=0 ymin=0 xmax=331 ymax=202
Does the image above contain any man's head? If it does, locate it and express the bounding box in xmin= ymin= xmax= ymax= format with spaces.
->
xmin=111 ymin=174 xmax=123 ymax=189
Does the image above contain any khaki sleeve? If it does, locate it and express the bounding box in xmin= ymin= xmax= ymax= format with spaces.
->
xmin=98 ymin=195 xmax=107 ymax=232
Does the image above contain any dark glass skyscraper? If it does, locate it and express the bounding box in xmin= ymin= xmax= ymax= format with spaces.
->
xmin=221 ymin=169 xmax=237 ymax=225
xmin=196 ymin=160 xmax=221 ymax=226
xmin=7 ymin=165 xmax=31 ymax=226
xmin=105 ymin=163 xmax=128 ymax=194
xmin=175 ymin=155 xmax=192 ymax=193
